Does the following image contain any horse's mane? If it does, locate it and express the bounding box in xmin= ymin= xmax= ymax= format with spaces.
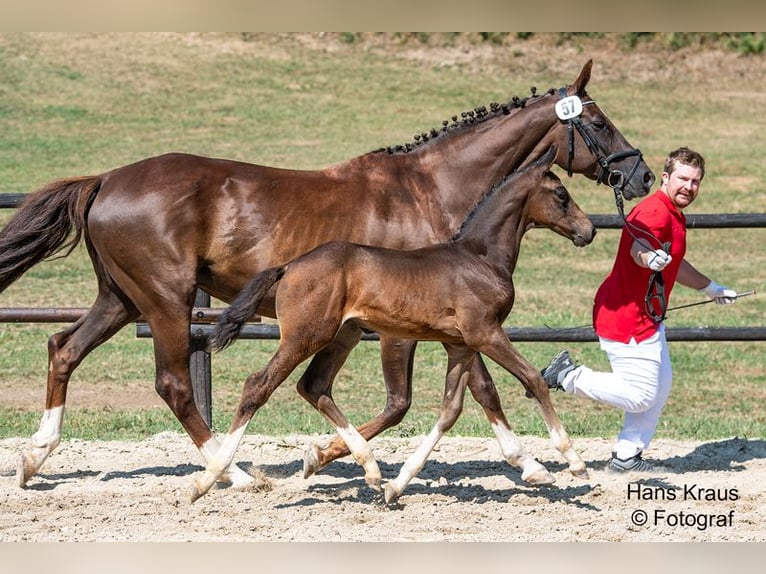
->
xmin=378 ymin=87 xmax=556 ymax=154
xmin=450 ymin=171 xmax=517 ymax=242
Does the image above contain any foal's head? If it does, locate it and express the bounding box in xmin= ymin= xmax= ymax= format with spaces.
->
xmin=525 ymin=150 xmax=596 ymax=248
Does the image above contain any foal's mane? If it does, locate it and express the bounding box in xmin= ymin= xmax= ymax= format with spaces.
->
xmin=450 ymin=170 xmax=519 ymax=242
xmin=378 ymin=87 xmax=556 ymax=154
xmin=450 ymin=150 xmax=555 ymax=242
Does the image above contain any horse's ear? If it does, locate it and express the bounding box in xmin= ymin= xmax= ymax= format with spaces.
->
xmin=539 ymin=144 xmax=558 ymax=169
xmin=572 ymin=60 xmax=592 ymax=96
xmin=525 ymin=144 xmax=558 ymax=174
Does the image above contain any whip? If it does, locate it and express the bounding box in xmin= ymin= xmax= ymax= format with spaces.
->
xmin=665 ymin=290 xmax=756 ymax=313
xmin=543 ymin=290 xmax=757 ymax=333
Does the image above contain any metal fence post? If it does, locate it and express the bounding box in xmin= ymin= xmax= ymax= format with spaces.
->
xmin=190 ymin=289 xmax=213 ymax=427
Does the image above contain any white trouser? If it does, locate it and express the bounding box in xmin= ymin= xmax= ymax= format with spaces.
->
xmin=561 ymin=324 xmax=672 ymax=460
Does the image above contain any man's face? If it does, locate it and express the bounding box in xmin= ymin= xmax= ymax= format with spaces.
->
xmin=661 ymin=163 xmax=702 ymax=210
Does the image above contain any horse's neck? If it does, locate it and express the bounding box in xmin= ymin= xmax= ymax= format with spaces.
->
xmin=404 ymin=97 xmax=554 ymax=228
xmin=457 ymin=181 xmax=529 ymax=273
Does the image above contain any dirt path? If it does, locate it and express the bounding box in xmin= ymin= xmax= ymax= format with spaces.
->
xmin=1 ymin=432 xmax=763 ymax=542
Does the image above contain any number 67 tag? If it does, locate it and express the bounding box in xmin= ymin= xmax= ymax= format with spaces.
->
xmin=555 ymin=95 xmax=583 ymax=120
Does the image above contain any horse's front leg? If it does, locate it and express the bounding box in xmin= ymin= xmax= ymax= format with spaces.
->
xmin=466 ymin=355 xmax=555 ymax=485
xmin=384 ymin=345 xmax=474 ymax=504
xmin=303 ymin=334 xmax=415 ymax=477
xmin=475 ymin=329 xmax=588 ymax=479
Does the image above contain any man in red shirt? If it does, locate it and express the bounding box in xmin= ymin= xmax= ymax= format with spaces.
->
xmin=541 ymin=147 xmax=737 ymax=473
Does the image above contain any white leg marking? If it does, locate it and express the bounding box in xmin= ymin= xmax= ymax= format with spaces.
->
xmin=191 ymin=424 xmax=250 ymax=501
xmin=335 ymin=423 xmax=381 ymax=490
xmin=199 ymin=436 xmax=254 ymax=488
xmin=32 ymin=406 xmax=64 ymax=448
xmin=385 ymin=425 xmax=443 ymax=503
xmin=491 ymin=422 xmax=554 ymax=484
xmin=18 ymin=406 xmax=66 ymax=487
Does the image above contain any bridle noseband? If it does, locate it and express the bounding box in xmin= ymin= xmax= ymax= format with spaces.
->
xmin=555 ymin=88 xmax=667 ymax=324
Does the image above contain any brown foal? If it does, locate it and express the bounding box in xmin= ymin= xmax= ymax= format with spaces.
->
xmin=196 ymin=146 xmax=596 ymax=503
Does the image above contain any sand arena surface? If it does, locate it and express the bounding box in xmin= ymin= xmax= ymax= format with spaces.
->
xmin=1 ymin=432 xmax=763 ymax=542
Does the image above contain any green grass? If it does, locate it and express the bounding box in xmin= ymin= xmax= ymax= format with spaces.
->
xmin=1 ymin=33 xmax=765 ymax=443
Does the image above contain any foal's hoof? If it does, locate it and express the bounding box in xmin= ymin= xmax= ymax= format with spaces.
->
xmin=190 ymin=472 xmax=217 ymax=503
xmin=365 ymin=475 xmax=382 ymax=493
xmin=303 ymin=444 xmax=322 ymax=479
xmin=383 ymin=483 xmax=401 ymax=505
xmin=570 ymin=465 xmax=589 ymax=480
xmin=523 ymin=469 xmax=556 ymax=485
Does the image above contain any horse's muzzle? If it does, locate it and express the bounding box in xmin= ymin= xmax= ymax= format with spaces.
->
xmin=572 ymin=225 xmax=597 ymax=247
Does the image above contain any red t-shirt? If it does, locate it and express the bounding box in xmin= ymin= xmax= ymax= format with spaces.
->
xmin=593 ymin=190 xmax=687 ymax=343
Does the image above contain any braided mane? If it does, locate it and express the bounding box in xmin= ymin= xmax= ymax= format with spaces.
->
xmin=379 ymin=87 xmax=555 ymax=154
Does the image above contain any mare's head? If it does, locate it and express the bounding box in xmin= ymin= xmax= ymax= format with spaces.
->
xmin=528 ymin=60 xmax=655 ymax=201
xmin=524 ymin=146 xmax=596 ymax=248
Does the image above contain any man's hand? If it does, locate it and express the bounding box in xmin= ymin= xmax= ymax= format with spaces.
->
xmin=646 ymin=249 xmax=672 ymax=272
xmin=700 ymin=280 xmax=737 ymax=304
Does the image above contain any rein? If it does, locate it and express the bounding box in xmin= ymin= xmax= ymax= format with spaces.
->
xmin=555 ymin=87 xmax=667 ymax=323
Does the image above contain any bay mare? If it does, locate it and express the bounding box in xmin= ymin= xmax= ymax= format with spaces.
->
xmin=0 ymin=60 xmax=652 ymax=490
xmin=196 ymin=147 xmax=596 ymax=503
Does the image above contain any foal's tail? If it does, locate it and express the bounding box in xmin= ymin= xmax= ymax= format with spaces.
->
xmin=0 ymin=176 xmax=102 ymax=293
xmin=213 ymin=266 xmax=286 ymax=351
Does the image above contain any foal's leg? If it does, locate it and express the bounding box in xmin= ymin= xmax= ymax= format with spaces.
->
xmin=297 ymin=324 xmax=382 ymax=491
xmin=17 ymin=289 xmax=136 ymax=487
xmin=304 ymin=334 xmax=415 ymax=474
xmin=466 ymin=355 xmax=555 ymax=485
xmin=473 ymin=328 xmax=587 ymax=478
xmin=383 ymin=344 xmax=475 ymax=504
xmin=190 ymin=320 xmax=370 ymax=501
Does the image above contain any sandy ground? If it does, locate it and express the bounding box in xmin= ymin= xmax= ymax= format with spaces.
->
xmin=1 ymin=432 xmax=763 ymax=542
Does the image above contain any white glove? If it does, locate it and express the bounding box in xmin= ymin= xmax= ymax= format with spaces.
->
xmin=646 ymin=249 xmax=672 ymax=271
xmin=700 ymin=280 xmax=737 ymax=305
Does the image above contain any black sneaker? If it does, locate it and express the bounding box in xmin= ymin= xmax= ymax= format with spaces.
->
xmin=541 ymin=350 xmax=576 ymax=391
xmin=607 ymin=452 xmax=667 ymax=473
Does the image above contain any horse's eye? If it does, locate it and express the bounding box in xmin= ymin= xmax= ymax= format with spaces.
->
xmin=590 ymin=118 xmax=607 ymax=131
xmin=555 ymin=187 xmax=569 ymax=204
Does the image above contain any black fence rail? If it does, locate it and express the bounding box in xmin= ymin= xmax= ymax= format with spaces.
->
xmin=2 ymin=193 xmax=764 ymax=425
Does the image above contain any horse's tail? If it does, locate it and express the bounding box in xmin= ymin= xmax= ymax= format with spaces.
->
xmin=0 ymin=176 xmax=102 ymax=293
xmin=212 ymin=266 xmax=286 ymax=351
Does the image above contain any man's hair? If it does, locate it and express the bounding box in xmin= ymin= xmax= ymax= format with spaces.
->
xmin=664 ymin=146 xmax=705 ymax=180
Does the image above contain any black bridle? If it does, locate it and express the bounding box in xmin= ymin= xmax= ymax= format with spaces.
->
xmin=557 ymin=87 xmax=645 ymax=196
xmin=556 ymin=88 xmax=667 ymax=323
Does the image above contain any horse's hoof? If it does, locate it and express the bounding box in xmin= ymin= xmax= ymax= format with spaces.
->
xmin=190 ymin=471 xmax=218 ymax=503
xmin=570 ymin=466 xmax=589 ymax=480
xmin=523 ymin=469 xmax=556 ymax=485
xmin=383 ymin=483 xmax=401 ymax=505
xmin=189 ymin=485 xmax=204 ymax=504
xmin=303 ymin=444 xmax=321 ymax=479
xmin=16 ymin=452 xmax=35 ymax=488
xmin=219 ymin=465 xmax=255 ymax=489
xmin=365 ymin=475 xmax=382 ymax=493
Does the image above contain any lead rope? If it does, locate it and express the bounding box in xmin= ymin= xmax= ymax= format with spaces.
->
xmin=556 ymin=87 xmax=667 ymax=323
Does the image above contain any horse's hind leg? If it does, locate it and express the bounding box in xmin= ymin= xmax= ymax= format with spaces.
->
xmin=384 ymin=344 xmax=475 ymax=504
xmin=297 ymin=324 xmax=382 ymax=491
xmin=18 ymin=290 xmax=137 ymax=487
xmin=142 ymin=306 xmax=253 ymax=489
xmin=304 ymin=335 xmax=415 ymax=475
xmin=475 ymin=330 xmax=587 ymax=479
xmin=191 ymin=322 xmax=347 ymax=501
xmin=466 ymin=355 xmax=555 ymax=485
